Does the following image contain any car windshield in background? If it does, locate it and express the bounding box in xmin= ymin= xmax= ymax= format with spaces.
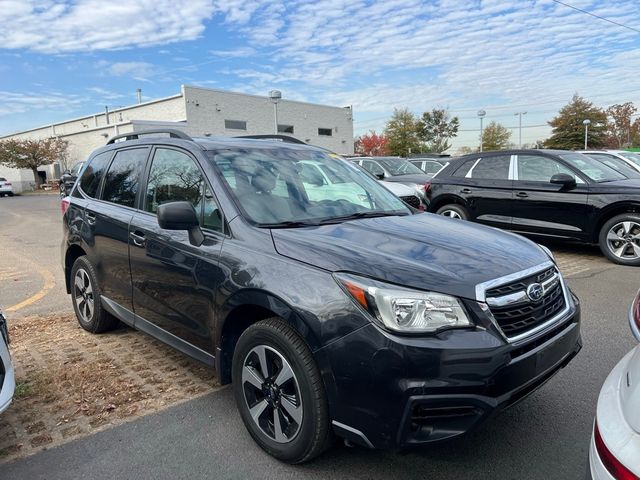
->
xmin=208 ymin=149 xmax=410 ymax=226
xmin=558 ymin=153 xmax=626 ymax=183
xmin=378 ymin=158 xmax=425 ymax=176
xmin=619 ymin=151 xmax=640 ymax=167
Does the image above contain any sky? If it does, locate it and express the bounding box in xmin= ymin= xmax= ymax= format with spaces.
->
xmin=1 ymin=0 xmax=640 ymax=152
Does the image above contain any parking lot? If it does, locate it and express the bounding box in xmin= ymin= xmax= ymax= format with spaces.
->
xmin=1 ymin=194 xmax=638 ymax=479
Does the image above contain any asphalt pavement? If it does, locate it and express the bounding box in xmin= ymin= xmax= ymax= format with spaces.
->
xmin=1 ymin=194 xmax=639 ymax=480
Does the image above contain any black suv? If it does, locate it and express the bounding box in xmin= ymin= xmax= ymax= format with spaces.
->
xmin=62 ymin=131 xmax=581 ymax=463
xmin=427 ymin=149 xmax=640 ymax=266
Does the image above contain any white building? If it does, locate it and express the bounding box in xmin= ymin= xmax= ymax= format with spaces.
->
xmin=0 ymin=85 xmax=354 ymax=192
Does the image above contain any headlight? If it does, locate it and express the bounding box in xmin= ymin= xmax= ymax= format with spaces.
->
xmin=335 ymin=273 xmax=472 ymax=333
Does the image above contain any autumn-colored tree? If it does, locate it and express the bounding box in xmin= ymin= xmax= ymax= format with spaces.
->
xmin=354 ymin=130 xmax=390 ymax=156
xmin=605 ymin=102 xmax=637 ymax=148
xmin=384 ymin=108 xmax=421 ymax=157
xmin=0 ymin=137 xmax=68 ymax=187
xmin=482 ymin=121 xmax=511 ymax=150
xmin=416 ymin=108 xmax=459 ymax=152
xmin=544 ymin=94 xmax=607 ymax=149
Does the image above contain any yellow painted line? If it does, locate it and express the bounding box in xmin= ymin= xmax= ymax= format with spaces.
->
xmin=5 ymin=252 xmax=56 ymax=313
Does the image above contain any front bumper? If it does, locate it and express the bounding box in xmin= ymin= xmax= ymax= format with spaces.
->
xmin=321 ymin=305 xmax=581 ymax=449
xmin=0 ymin=314 xmax=15 ymax=415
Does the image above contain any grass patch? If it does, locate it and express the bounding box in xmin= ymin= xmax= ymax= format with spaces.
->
xmin=14 ymin=381 xmax=33 ymax=399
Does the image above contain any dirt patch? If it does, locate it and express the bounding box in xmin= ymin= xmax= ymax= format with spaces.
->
xmin=0 ymin=313 xmax=220 ymax=463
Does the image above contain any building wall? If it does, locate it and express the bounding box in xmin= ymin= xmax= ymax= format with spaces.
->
xmin=183 ymin=86 xmax=354 ymax=154
xmin=0 ymin=165 xmax=35 ymax=193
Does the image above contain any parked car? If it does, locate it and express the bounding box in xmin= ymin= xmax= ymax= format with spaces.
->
xmin=349 ymin=161 xmax=424 ymax=209
xmin=0 ymin=177 xmax=14 ymax=197
xmin=0 ymin=310 xmax=15 ymax=414
xmin=588 ymin=288 xmax=640 ymax=479
xmin=409 ymin=158 xmax=448 ymax=175
xmin=62 ymin=130 xmax=582 ymax=463
xmin=59 ymin=161 xmax=85 ymax=197
xmin=352 ymin=156 xmax=433 ymax=203
xmin=581 ymin=150 xmax=640 ymax=178
xmin=427 ymin=149 xmax=640 ymax=266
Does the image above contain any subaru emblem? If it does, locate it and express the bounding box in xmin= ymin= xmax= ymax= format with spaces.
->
xmin=526 ymin=283 xmax=544 ymax=302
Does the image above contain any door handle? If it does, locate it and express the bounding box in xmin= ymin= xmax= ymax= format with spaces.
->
xmin=460 ymin=188 xmax=472 ymax=194
xmin=516 ymin=191 xmax=529 ymax=198
xmin=86 ymin=212 xmax=96 ymax=225
xmin=130 ymin=231 xmax=146 ymax=247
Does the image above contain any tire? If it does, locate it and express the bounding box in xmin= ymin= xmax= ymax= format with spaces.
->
xmin=436 ymin=204 xmax=469 ymax=220
xmin=7 ymin=192 xmax=13 ymax=197
xmin=232 ymin=318 xmax=332 ymax=464
xmin=70 ymin=256 xmax=119 ymax=333
xmin=0 ymin=193 xmax=4 ymax=198
xmin=598 ymin=213 xmax=640 ymax=266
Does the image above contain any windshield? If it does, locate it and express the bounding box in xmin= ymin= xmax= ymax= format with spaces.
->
xmin=208 ymin=148 xmax=410 ymax=226
xmin=377 ymin=158 xmax=425 ymax=176
xmin=558 ymin=153 xmax=626 ymax=182
xmin=619 ymin=152 xmax=640 ymax=167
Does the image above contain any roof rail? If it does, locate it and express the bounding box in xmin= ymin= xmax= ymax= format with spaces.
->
xmin=234 ymin=134 xmax=307 ymax=145
xmin=106 ymin=129 xmax=193 ymax=145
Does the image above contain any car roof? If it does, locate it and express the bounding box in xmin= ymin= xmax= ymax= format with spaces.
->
xmin=455 ymin=148 xmax=579 ymax=159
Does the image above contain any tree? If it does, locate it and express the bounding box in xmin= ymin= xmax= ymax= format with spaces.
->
xmin=354 ymin=130 xmax=390 ymax=156
xmin=416 ymin=108 xmax=459 ymax=152
xmin=0 ymin=137 xmax=68 ymax=187
xmin=384 ymin=108 xmax=421 ymax=157
xmin=605 ymin=102 xmax=637 ymax=148
xmin=544 ymin=94 xmax=607 ymax=149
xmin=482 ymin=121 xmax=511 ymax=150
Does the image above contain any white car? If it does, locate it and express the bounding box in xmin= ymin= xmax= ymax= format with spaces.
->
xmin=0 ymin=177 xmax=14 ymax=197
xmin=0 ymin=311 xmax=15 ymax=414
xmin=581 ymin=150 xmax=640 ymax=175
xmin=589 ymin=289 xmax=640 ymax=479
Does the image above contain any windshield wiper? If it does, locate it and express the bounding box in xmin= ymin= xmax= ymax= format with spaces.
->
xmin=257 ymin=220 xmax=321 ymax=229
xmin=318 ymin=211 xmax=408 ymax=224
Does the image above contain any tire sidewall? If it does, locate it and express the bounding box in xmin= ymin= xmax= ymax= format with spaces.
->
xmin=598 ymin=213 xmax=640 ymax=266
xmin=436 ymin=204 xmax=469 ymax=220
xmin=232 ymin=322 xmax=325 ymax=462
xmin=70 ymin=257 xmax=101 ymax=331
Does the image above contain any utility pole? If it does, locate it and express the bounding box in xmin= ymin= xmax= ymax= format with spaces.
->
xmin=514 ymin=111 xmax=527 ymax=148
xmin=477 ymin=110 xmax=486 ymax=152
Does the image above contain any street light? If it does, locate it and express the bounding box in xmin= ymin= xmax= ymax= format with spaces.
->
xmin=514 ymin=111 xmax=527 ymax=148
xmin=477 ymin=110 xmax=486 ymax=152
xmin=583 ymin=119 xmax=591 ymax=149
xmin=269 ymin=90 xmax=282 ymax=135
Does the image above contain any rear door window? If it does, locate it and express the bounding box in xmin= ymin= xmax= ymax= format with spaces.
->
xmin=79 ymin=151 xmax=112 ymax=198
xmin=469 ymin=155 xmax=511 ymax=180
xmin=101 ymin=148 xmax=147 ymax=207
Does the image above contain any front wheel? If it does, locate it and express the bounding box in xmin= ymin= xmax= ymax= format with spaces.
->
xmin=436 ymin=204 xmax=469 ymax=220
xmin=598 ymin=213 xmax=640 ymax=266
xmin=232 ymin=318 xmax=332 ymax=463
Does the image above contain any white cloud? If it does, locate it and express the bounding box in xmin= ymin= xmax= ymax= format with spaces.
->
xmin=0 ymin=0 xmax=216 ymax=53
xmin=107 ymin=61 xmax=155 ymax=79
xmin=0 ymin=91 xmax=85 ymax=117
xmin=209 ymin=47 xmax=256 ymax=58
xmin=86 ymin=87 xmax=126 ymax=101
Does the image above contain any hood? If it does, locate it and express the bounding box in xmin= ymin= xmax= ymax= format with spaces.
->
xmin=385 ymin=173 xmax=433 ymax=184
xmin=379 ymin=180 xmax=416 ymax=197
xmin=621 ymin=344 xmax=640 ymax=433
xmin=591 ymin=178 xmax=640 ymax=194
xmin=272 ymin=213 xmax=549 ymax=300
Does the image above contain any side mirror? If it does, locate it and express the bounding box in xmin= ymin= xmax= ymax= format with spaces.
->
xmin=375 ymin=172 xmax=385 ymax=180
xmin=550 ymin=173 xmax=576 ymax=187
xmin=63 ymin=170 xmax=71 ymax=175
xmin=157 ymin=201 xmax=204 ymax=246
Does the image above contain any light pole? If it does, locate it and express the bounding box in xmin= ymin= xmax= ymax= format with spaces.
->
xmin=477 ymin=110 xmax=486 ymax=152
xmin=514 ymin=111 xmax=527 ymax=148
xmin=269 ymin=90 xmax=282 ymax=135
xmin=583 ymin=119 xmax=591 ymax=149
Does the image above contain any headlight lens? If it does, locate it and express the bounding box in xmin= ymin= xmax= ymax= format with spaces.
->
xmin=336 ymin=273 xmax=472 ymax=333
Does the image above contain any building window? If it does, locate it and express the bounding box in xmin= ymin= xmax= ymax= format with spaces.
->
xmin=318 ymin=128 xmax=332 ymax=136
xmin=225 ymin=120 xmax=247 ymax=130
xmin=278 ymin=124 xmax=294 ymax=134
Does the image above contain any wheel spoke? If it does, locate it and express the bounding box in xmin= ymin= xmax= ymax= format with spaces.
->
xmin=85 ymin=283 xmax=93 ymax=295
xmin=75 ymin=295 xmax=84 ymax=307
xmin=249 ymin=399 xmax=268 ymax=422
xmin=622 ymin=221 xmax=633 ymax=235
xmin=75 ymin=275 xmax=84 ymax=291
xmin=613 ymin=244 xmax=627 ymax=257
xmin=607 ymin=230 xmax=624 ymax=242
xmin=281 ymin=396 xmax=302 ymax=424
xmin=274 ymin=362 xmax=293 ymax=387
xmin=242 ymin=364 xmax=264 ymax=390
xmin=632 ymin=242 xmax=640 ymax=258
xmin=273 ymin=408 xmax=286 ymax=442
xmin=86 ymin=299 xmax=94 ymax=318
xmin=255 ymin=346 xmax=270 ymax=380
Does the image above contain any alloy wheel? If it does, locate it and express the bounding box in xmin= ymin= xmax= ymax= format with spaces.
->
xmin=242 ymin=345 xmax=303 ymax=443
xmin=440 ymin=209 xmax=462 ymax=219
xmin=73 ymin=268 xmax=94 ymax=323
xmin=606 ymin=221 xmax=640 ymax=260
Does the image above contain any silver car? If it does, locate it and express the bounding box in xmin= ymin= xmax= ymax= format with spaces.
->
xmin=0 ymin=311 xmax=15 ymax=414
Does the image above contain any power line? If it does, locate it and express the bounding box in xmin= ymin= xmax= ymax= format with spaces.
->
xmin=550 ymin=0 xmax=640 ymax=34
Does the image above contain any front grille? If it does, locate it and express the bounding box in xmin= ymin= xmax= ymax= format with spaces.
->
xmin=486 ymin=267 xmax=567 ymax=339
xmin=400 ymin=195 xmax=421 ymax=209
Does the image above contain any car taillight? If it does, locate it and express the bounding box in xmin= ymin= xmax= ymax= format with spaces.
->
xmin=594 ymin=421 xmax=639 ymax=480
xmin=61 ymin=197 xmax=70 ymax=215
xmin=632 ymin=290 xmax=640 ymax=339
xmin=423 ymin=183 xmax=431 ymax=193
xmin=5 ymin=182 xmax=11 ymax=186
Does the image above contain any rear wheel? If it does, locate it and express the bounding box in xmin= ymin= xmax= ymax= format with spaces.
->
xmin=232 ymin=318 xmax=331 ymax=463
xmin=598 ymin=213 xmax=640 ymax=266
xmin=436 ymin=204 xmax=469 ymax=220
xmin=70 ymin=256 xmax=119 ymax=333
xmin=7 ymin=192 xmax=13 ymax=197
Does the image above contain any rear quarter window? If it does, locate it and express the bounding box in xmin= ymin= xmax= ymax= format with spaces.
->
xmin=79 ymin=151 xmax=112 ymax=198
